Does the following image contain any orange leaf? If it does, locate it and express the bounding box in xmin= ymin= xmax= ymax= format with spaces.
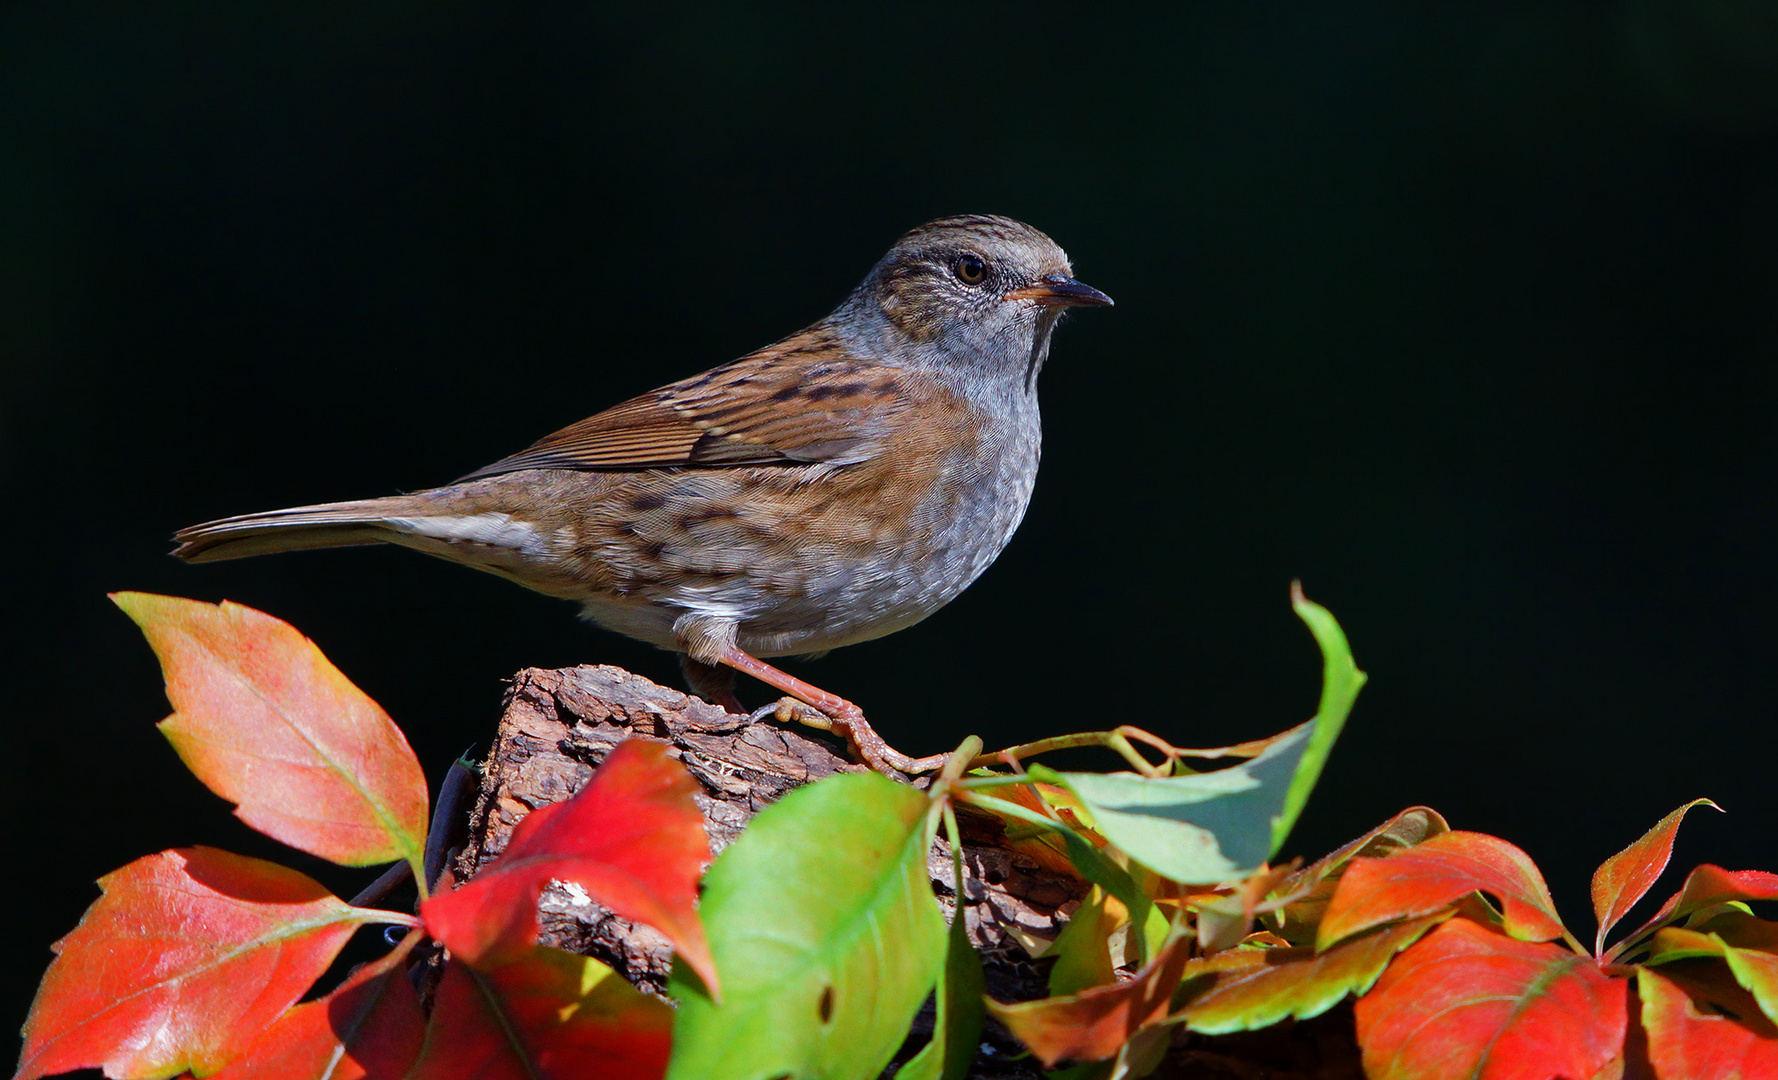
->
xmin=1639 ymin=967 xmax=1778 ymax=1078
xmin=113 ymin=593 xmax=429 ymax=867
xmin=1177 ymin=914 xmax=1447 ymax=1034
xmin=18 ymin=848 xmax=379 ymax=1080
xmin=987 ymin=782 xmax=1094 ymax=877
xmin=988 ymin=932 xmax=1194 ymax=1068
xmin=407 ymin=950 xmax=673 ymax=1080
xmin=207 ymin=933 xmax=425 ymax=1080
xmin=1710 ymin=910 xmax=1778 ymax=954
xmin=1620 ymin=864 xmax=1778 ymax=955
xmin=421 ymin=739 xmax=717 ymax=997
xmin=1269 ymin=806 xmax=1450 ymax=945
xmin=1591 ymin=799 xmax=1718 ymax=956
xmin=1319 ymin=830 xmax=1569 ymax=949
xmin=1644 ymin=924 xmax=1778 ymax=1027
xmin=1354 ymin=919 xmax=1626 ymax=1080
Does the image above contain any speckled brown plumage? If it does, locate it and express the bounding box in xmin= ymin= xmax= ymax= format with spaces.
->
xmin=171 ymin=214 xmax=1112 ymax=772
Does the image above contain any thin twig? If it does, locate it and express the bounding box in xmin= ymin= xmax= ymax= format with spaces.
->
xmin=425 ymin=757 xmax=481 ymax=893
xmin=349 ymin=861 xmax=414 ymax=908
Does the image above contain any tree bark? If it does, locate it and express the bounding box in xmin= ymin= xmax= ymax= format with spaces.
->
xmin=451 ymin=664 xmax=1362 ymax=1079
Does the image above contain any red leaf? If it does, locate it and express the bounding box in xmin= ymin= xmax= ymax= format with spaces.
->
xmin=1354 ymin=919 xmax=1627 ymax=1080
xmin=113 ymin=593 xmax=429 ymax=867
xmin=1622 ymin=865 xmax=1778 ymax=955
xmin=1319 ymin=830 xmax=1569 ymax=949
xmin=988 ymin=932 xmax=1194 ymax=1068
xmin=406 ymin=950 xmax=673 ymax=1080
xmin=206 ymin=933 xmax=425 ymax=1080
xmin=1639 ymin=967 xmax=1778 ymax=1079
xmin=18 ymin=848 xmax=380 ymax=1080
xmin=1592 ymin=800 xmax=1719 ymax=956
xmin=420 ymin=739 xmax=716 ymax=996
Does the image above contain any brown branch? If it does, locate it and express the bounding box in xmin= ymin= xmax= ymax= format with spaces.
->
xmin=450 ymin=664 xmax=1360 ymax=1079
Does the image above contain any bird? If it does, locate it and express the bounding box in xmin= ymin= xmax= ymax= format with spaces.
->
xmin=172 ymin=214 xmax=1112 ymax=773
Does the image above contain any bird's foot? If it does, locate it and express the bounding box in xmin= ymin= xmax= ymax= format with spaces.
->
xmin=715 ymin=645 xmax=945 ymax=776
xmin=753 ymin=697 xmax=948 ymax=777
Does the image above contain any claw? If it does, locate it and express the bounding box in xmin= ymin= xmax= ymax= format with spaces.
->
xmin=716 ymin=649 xmax=948 ymax=776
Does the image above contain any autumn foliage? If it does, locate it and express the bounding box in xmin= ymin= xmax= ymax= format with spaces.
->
xmin=19 ymin=596 xmax=689 ymax=1080
xmin=16 ymin=591 xmax=1778 ymax=1079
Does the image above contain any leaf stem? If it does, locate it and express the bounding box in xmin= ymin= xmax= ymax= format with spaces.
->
xmin=1562 ymin=929 xmax=1592 ymax=958
xmin=346 ymin=906 xmax=424 ymax=929
xmin=954 ymin=789 xmax=1065 ymax=831
xmin=349 ymin=860 xmax=415 ymax=908
xmin=416 ymin=756 xmax=480 ymax=904
xmin=949 ymin=724 xmax=1284 ymax=777
xmin=940 ymin=736 xmax=984 ymax=783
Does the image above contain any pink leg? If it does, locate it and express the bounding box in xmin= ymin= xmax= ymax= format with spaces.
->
xmin=679 ymin=654 xmax=746 ymax=714
xmin=717 ymin=646 xmax=948 ymax=775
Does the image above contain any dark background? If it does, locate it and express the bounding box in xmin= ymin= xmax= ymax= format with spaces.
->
xmin=6 ymin=1 xmax=1777 ymax=1038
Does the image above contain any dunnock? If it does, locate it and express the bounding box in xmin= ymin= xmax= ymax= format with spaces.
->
xmin=174 ymin=214 xmax=1112 ymax=773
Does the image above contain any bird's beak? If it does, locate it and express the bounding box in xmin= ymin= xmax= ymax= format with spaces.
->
xmin=1004 ymin=274 xmax=1114 ymax=308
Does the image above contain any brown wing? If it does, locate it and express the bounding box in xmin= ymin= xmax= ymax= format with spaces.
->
xmin=458 ymin=325 xmax=909 ymax=480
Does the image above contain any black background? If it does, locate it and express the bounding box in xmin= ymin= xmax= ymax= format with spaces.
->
xmin=6 ymin=1 xmax=1777 ymax=1041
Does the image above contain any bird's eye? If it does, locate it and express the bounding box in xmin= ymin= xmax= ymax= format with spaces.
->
xmin=953 ymin=253 xmax=987 ymax=285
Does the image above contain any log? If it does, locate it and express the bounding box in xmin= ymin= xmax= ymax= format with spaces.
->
xmin=450 ymin=664 xmax=1362 ymax=1079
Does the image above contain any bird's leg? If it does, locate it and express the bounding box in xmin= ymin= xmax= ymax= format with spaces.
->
xmin=679 ymin=654 xmax=746 ymax=714
xmin=717 ymin=646 xmax=948 ymax=776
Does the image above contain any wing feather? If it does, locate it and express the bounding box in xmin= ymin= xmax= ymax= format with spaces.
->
xmin=458 ymin=325 xmax=906 ymax=480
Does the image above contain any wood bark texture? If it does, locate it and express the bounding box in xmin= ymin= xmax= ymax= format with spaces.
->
xmin=452 ymin=665 xmax=1361 ymax=1079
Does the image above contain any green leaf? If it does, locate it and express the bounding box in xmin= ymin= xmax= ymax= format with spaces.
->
xmin=1274 ymin=584 xmax=1366 ymax=855
xmin=1028 ymin=589 xmax=1362 ymax=885
xmin=1036 ymin=724 xmax=1313 ymax=885
xmin=665 ymin=773 xmax=946 ymax=1080
xmin=897 ymin=872 xmax=986 ymax=1079
xmin=986 ymin=780 xmax=1170 ymax=960
xmin=1045 ymin=890 xmax=1119 ymax=997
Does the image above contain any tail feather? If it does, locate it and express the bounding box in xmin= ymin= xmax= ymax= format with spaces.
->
xmin=172 ymin=500 xmax=402 ymax=563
